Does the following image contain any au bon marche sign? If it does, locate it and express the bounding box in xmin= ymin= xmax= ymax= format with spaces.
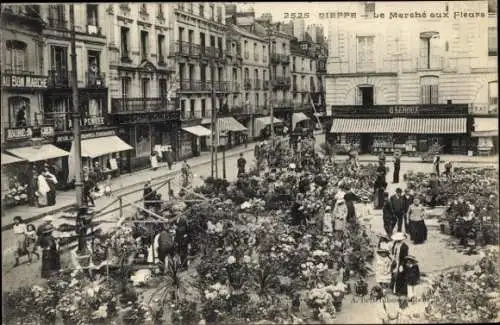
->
xmin=2 ymin=74 xmax=48 ymax=89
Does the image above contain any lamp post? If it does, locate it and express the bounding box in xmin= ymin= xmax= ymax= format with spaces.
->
xmin=267 ymin=27 xmax=275 ymax=142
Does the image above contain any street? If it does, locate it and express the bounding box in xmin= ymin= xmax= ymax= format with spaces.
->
xmin=2 ymin=134 xmax=497 ymax=293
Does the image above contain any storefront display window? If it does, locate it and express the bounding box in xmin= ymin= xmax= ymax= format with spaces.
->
xmin=8 ymin=96 xmax=30 ymax=127
xmin=135 ymin=124 xmax=151 ymax=157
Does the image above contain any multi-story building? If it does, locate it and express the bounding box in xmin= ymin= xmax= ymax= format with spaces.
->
xmin=228 ymin=24 xmax=271 ymax=139
xmin=325 ymin=1 xmax=497 ymax=155
xmin=106 ymin=3 xmax=178 ymax=171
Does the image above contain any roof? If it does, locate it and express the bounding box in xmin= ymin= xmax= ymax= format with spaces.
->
xmin=231 ymin=24 xmax=264 ymax=42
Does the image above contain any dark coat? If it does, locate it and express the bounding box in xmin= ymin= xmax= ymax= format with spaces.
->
xmin=402 ymin=194 xmax=415 ymax=214
xmin=393 ymin=157 xmax=401 ymax=169
xmin=143 ymin=185 xmax=154 ymax=200
xmin=390 ymin=194 xmax=404 ymax=215
xmin=382 ymin=200 xmax=395 ymax=222
xmin=237 ymin=157 xmax=246 ymax=170
xmin=391 ymin=241 xmax=409 ymax=295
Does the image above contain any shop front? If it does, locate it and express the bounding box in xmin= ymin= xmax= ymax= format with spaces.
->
xmin=111 ymin=110 xmax=181 ymax=172
xmin=292 ymin=112 xmax=312 ymax=131
xmin=253 ymin=116 xmax=285 ymax=140
xmin=202 ymin=117 xmax=248 ymax=149
xmin=179 ymin=125 xmax=212 ymax=159
xmin=328 ymin=104 xmax=469 ymax=155
xmin=471 ymin=117 xmax=498 ymax=155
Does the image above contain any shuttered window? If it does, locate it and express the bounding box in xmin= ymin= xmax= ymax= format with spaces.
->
xmin=356 ymin=36 xmax=375 ymax=72
xmin=5 ymin=40 xmax=27 ymax=73
xmin=420 ymin=76 xmax=439 ymax=104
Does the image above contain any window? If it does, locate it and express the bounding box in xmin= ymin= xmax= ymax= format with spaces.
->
xmin=178 ymin=27 xmax=184 ymax=42
xmin=419 ymin=32 xmax=440 ymax=69
xmin=121 ymin=27 xmax=130 ymax=57
xmin=157 ymin=4 xmax=164 ymax=17
xmin=356 ymin=85 xmax=374 ymax=106
xmin=48 ymin=5 xmax=65 ymax=28
xmin=264 ymin=92 xmax=268 ymax=106
xmin=199 ymin=4 xmax=204 ymax=18
xmin=201 ymin=99 xmax=206 ymax=117
xmin=488 ymin=0 xmax=496 ymax=14
xmin=263 ymin=70 xmax=267 ymax=81
xmin=190 ymin=99 xmax=196 ymax=116
xmin=210 ymin=4 xmax=215 ymax=20
xmin=309 ymin=59 xmax=313 ymax=71
xmin=216 ymin=6 xmax=222 ymax=22
xmin=488 ymin=27 xmax=497 ymax=56
xmin=254 ymin=42 xmax=257 ymax=56
xmin=87 ymin=4 xmax=98 ymax=27
xmin=255 ymin=93 xmax=259 ymax=106
xmin=5 ymin=40 xmax=27 ymax=73
xmin=121 ymin=78 xmax=131 ymax=98
xmin=158 ymin=34 xmax=165 ymax=61
xmin=159 ymin=79 xmax=167 ymax=99
xmin=8 ymin=97 xmax=30 ymax=127
xmin=282 ymin=43 xmax=286 ymax=53
xmin=50 ymin=46 xmax=68 ymax=86
xmin=140 ymin=30 xmax=149 ymax=60
xmin=200 ymin=64 xmax=207 ymax=82
xmin=364 ymin=2 xmax=375 ymax=16
xmin=141 ymin=78 xmax=149 ymax=98
xmin=293 ymin=57 xmax=296 ymax=71
xmin=489 ymin=81 xmax=498 ymax=112
xmin=356 ymin=36 xmax=375 ymax=72
xmin=420 ymin=76 xmax=439 ymax=104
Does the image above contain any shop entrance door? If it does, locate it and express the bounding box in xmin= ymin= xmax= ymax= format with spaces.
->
xmin=360 ymin=134 xmax=372 ymax=153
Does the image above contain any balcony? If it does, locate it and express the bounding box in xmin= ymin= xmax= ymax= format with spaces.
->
xmin=48 ymin=69 xmax=70 ymax=88
xmin=87 ymin=24 xmax=102 ymax=35
xmin=272 ymin=76 xmax=291 ymax=90
xmin=174 ymin=41 xmax=200 ymax=57
xmin=1 ymin=5 xmax=44 ymax=31
xmin=271 ymin=53 xmax=290 ymax=65
xmin=181 ymin=110 xmax=203 ymax=120
xmin=179 ymin=79 xmax=211 ymax=92
xmin=36 ymin=112 xmax=108 ymax=132
xmin=85 ymin=72 xmax=106 ymax=88
xmin=47 ymin=18 xmax=67 ymax=29
xmin=254 ymin=79 xmax=261 ymax=90
xmin=317 ymin=58 xmax=327 ymax=73
xmin=205 ymin=46 xmax=217 ymax=58
xmin=111 ymin=97 xmax=177 ymax=113
xmin=225 ymin=48 xmax=233 ymax=57
xmin=230 ymin=82 xmax=241 ymax=92
xmin=244 ymin=79 xmax=252 ymax=90
xmin=469 ymin=103 xmax=498 ymax=116
xmin=215 ymin=81 xmax=230 ymax=92
xmin=417 ymin=55 xmax=443 ymax=71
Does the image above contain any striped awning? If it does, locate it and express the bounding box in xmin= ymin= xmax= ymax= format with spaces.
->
xmin=1 ymin=153 xmax=26 ymax=166
xmin=80 ymin=136 xmax=133 ymax=158
xmin=216 ymin=117 xmax=247 ymax=132
xmin=330 ymin=118 xmax=467 ymax=134
xmin=471 ymin=118 xmax=498 ymax=137
xmin=254 ymin=116 xmax=284 ymax=137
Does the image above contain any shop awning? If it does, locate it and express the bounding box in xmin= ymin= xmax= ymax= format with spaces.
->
xmin=182 ymin=125 xmax=212 ymax=137
xmin=401 ymin=118 xmax=467 ymax=134
xmin=1 ymin=153 xmax=26 ymax=166
xmin=330 ymin=118 xmax=394 ymax=133
xmin=330 ymin=118 xmax=467 ymax=134
xmin=471 ymin=118 xmax=498 ymax=137
xmin=216 ymin=117 xmax=247 ymax=132
xmin=292 ymin=112 xmax=310 ymax=130
xmin=254 ymin=116 xmax=284 ymax=137
xmin=80 ymin=136 xmax=133 ymax=158
xmin=7 ymin=144 xmax=70 ymax=162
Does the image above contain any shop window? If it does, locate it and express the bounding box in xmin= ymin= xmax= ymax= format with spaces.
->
xmin=135 ymin=125 xmax=151 ymax=157
xmin=8 ymin=96 xmax=30 ymax=127
xmin=356 ymin=36 xmax=375 ymax=72
xmin=420 ymin=76 xmax=439 ymax=104
xmin=488 ymin=27 xmax=497 ymax=56
xmin=489 ymin=81 xmax=498 ymax=112
xmin=5 ymin=40 xmax=27 ymax=73
xmin=356 ymin=85 xmax=374 ymax=106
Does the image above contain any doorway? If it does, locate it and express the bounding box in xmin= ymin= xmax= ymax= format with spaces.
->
xmin=357 ymin=86 xmax=374 ymax=106
xmin=360 ymin=134 xmax=372 ymax=153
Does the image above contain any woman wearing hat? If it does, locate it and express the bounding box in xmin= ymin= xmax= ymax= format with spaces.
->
xmin=38 ymin=223 xmax=61 ymax=278
xmin=390 ymin=232 xmax=409 ymax=297
xmin=407 ymin=198 xmax=428 ymax=244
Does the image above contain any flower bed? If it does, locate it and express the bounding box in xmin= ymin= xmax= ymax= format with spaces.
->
xmin=423 ymin=247 xmax=499 ymax=323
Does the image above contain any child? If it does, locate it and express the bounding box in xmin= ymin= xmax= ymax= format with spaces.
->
xmin=404 ymin=255 xmax=420 ymax=301
xmin=104 ymin=174 xmax=112 ymax=197
xmin=25 ymin=224 xmax=40 ymax=263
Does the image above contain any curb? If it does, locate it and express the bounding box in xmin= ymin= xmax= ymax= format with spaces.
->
xmin=1 ymin=146 xmax=255 ymax=232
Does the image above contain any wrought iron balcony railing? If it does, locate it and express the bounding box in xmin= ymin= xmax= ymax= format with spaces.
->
xmin=111 ymin=97 xmax=178 ymax=113
xmin=179 ymin=79 xmax=211 ymax=92
xmin=86 ymin=72 xmax=106 ymax=88
xmin=215 ymin=81 xmax=230 ymax=92
xmin=272 ymin=76 xmax=291 ymax=89
xmin=181 ymin=110 xmax=203 ymax=120
xmin=230 ymin=82 xmax=241 ymax=92
xmin=174 ymin=41 xmax=200 ymax=57
xmin=47 ymin=18 xmax=68 ymax=29
xmin=48 ymin=69 xmax=70 ymax=88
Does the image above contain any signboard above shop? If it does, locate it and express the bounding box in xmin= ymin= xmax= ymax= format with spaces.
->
xmin=330 ymin=104 xmax=469 ymax=117
xmin=55 ymin=129 xmax=116 ymax=143
xmin=5 ymin=125 xmax=55 ymax=141
xmin=2 ymin=74 xmax=48 ymax=89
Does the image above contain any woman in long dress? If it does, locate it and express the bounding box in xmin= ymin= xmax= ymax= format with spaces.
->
xmin=333 ymin=198 xmax=348 ymax=239
xmin=38 ymin=225 xmax=61 ymax=278
xmin=37 ymin=172 xmax=50 ymax=207
xmin=407 ymin=198 xmax=428 ymax=244
xmin=150 ymin=152 xmax=159 ymax=170
xmin=374 ymin=248 xmax=393 ymax=290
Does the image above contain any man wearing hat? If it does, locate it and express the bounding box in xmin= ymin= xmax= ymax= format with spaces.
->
xmin=390 ymin=188 xmax=405 ymax=233
xmin=393 ymin=150 xmax=401 ymax=183
xmin=390 ymin=232 xmax=409 ymax=297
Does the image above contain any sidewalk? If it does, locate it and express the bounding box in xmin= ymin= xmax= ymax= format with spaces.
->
xmin=1 ymin=144 xmax=255 ymax=231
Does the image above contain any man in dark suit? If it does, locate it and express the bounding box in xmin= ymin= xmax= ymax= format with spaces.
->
xmin=391 ymin=232 xmax=409 ymax=297
xmin=390 ymin=188 xmax=405 ymax=232
xmin=393 ymin=151 xmax=401 ymax=183
xmin=402 ymin=188 xmax=414 ymax=233
xmin=343 ymin=186 xmax=359 ymax=226
xmin=382 ymin=192 xmax=396 ymax=236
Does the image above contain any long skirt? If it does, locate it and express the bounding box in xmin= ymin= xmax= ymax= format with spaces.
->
xmin=38 ymin=192 xmax=48 ymax=206
xmin=409 ymin=220 xmax=428 ymax=244
xmin=41 ymin=249 xmax=61 ymax=278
